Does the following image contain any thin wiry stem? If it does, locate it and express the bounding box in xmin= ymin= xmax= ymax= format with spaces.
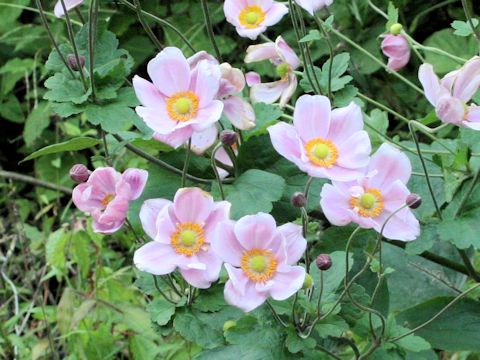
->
xmin=88 ymin=0 xmax=99 ymax=102
xmin=461 ymin=0 xmax=480 ymax=47
xmin=200 ymin=0 xmax=222 ymax=61
xmin=181 ymin=139 xmax=193 ymax=188
xmin=211 ymin=143 xmax=226 ymax=200
xmin=133 ymin=0 xmax=163 ymax=50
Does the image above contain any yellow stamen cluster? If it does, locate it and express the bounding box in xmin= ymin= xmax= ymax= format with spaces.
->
xmin=350 ymin=189 xmax=384 ymax=218
xmin=171 ymin=222 xmax=205 ymax=256
xmin=239 ymin=6 xmax=265 ymax=29
xmin=101 ymin=194 xmax=115 ymax=206
xmin=305 ymin=138 xmax=339 ymax=168
xmin=166 ymin=91 xmax=199 ymax=122
xmin=241 ymin=248 xmax=277 ymax=283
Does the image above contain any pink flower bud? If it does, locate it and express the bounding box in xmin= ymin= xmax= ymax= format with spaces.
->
xmin=70 ymin=164 xmax=90 ymax=183
xmin=291 ymin=192 xmax=307 ymax=208
xmin=316 ymin=254 xmax=332 ymax=271
xmin=67 ymin=54 xmax=85 ymax=71
xmin=381 ymin=34 xmax=410 ymax=71
xmin=220 ymin=130 xmax=238 ymax=147
xmin=406 ymin=194 xmax=422 ymax=209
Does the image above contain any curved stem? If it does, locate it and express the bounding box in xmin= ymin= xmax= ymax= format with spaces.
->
xmin=389 ymin=283 xmax=480 ymax=342
xmin=133 ymin=0 xmax=163 ymax=50
xmin=88 ymin=0 xmax=99 ymax=102
xmin=266 ymin=300 xmax=288 ymax=328
xmin=0 ymin=170 xmax=72 ymax=194
xmin=181 ymin=140 xmax=192 ymax=188
xmin=461 ymin=0 xmax=480 ymax=46
xmin=153 ymin=275 xmax=177 ymax=305
xmin=211 ymin=143 xmax=226 ymax=200
xmin=200 ymin=0 xmax=222 ymax=61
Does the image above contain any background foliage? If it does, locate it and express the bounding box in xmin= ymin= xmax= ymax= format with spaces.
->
xmin=1 ymin=0 xmax=480 ymax=359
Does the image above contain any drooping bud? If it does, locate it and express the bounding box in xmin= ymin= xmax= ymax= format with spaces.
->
xmin=291 ymin=192 xmax=307 ymax=208
xmin=220 ymin=130 xmax=238 ymax=147
xmin=390 ymin=23 xmax=403 ymax=35
xmin=223 ymin=320 xmax=237 ymax=332
xmin=67 ymin=54 xmax=85 ymax=71
xmin=316 ymin=254 xmax=332 ymax=271
xmin=406 ymin=193 xmax=422 ymax=209
xmin=70 ymin=164 xmax=90 ymax=183
xmin=302 ymin=273 xmax=313 ymax=289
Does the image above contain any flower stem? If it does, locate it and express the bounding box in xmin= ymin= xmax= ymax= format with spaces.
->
xmin=266 ymin=300 xmax=288 ymax=328
xmin=181 ymin=139 xmax=193 ymax=188
xmin=133 ymin=0 xmax=164 ymax=50
xmin=88 ymin=0 xmax=99 ymax=102
xmin=461 ymin=0 xmax=480 ymax=47
xmin=200 ymin=0 xmax=222 ymax=61
xmin=211 ymin=143 xmax=226 ymax=200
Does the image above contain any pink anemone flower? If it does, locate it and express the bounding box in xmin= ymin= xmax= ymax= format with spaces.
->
xmin=72 ymin=167 xmax=148 ymax=234
xmin=133 ymin=188 xmax=230 ymax=289
xmin=212 ymin=213 xmax=306 ymax=312
xmin=132 ymin=47 xmax=224 ymax=151
xmin=268 ymin=95 xmax=371 ymax=181
xmin=245 ymin=36 xmax=301 ymax=107
xmin=224 ymin=0 xmax=288 ymax=40
xmin=54 ymin=0 xmax=83 ymax=17
xmin=381 ymin=34 xmax=411 ymax=71
xmin=320 ymin=143 xmax=420 ymax=241
xmin=294 ymin=0 xmax=334 ymax=16
xmin=419 ymin=57 xmax=480 ymax=130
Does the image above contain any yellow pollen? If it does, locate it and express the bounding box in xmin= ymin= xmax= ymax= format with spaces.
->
xmin=350 ymin=189 xmax=384 ymax=218
xmin=305 ymin=138 xmax=338 ymax=168
xmin=101 ymin=194 xmax=115 ymax=206
xmin=241 ymin=248 xmax=277 ymax=283
xmin=239 ymin=6 xmax=265 ymax=29
xmin=166 ymin=91 xmax=199 ymax=122
xmin=171 ymin=223 xmax=204 ymax=256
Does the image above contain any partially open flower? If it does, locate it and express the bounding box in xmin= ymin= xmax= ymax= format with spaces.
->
xmin=220 ymin=130 xmax=238 ymax=147
xmin=54 ymin=0 xmax=84 ymax=18
xmin=245 ymin=36 xmax=300 ymax=107
xmin=134 ymin=188 xmax=231 ymax=289
xmin=381 ymin=34 xmax=410 ymax=71
xmin=212 ymin=214 xmax=306 ymax=312
xmin=224 ymin=0 xmax=288 ymax=40
xmin=72 ymin=167 xmax=148 ymax=234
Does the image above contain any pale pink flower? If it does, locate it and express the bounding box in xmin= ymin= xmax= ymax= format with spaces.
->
xmin=215 ymin=144 xmax=238 ymax=179
xmin=294 ymin=0 xmax=333 ymax=16
xmin=133 ymin=47 xmax=223 ymax=152
xmin=245 ymin=36 xmax=300 ymax=107
xmin=134 ymin=188 xmax=230 ymax=289
xmin=224 ymin=0 xmax=288 ymax=40
xmin=381 ymin=34 xmax=411 ymax=71
xmin=54 ymin=0 xmax=83 ymax=17
xmin=419 ymin=57 xmax=480 ymax=130
xmin=211 ymin=213 xmax=306 ymax=312
xmin=72 ymin=167 xmax=148 ymax=234
xmin=268 ymin=95 xmax=371 ymax=181
xmin=320 ymin=143 xmax=420 ymax=241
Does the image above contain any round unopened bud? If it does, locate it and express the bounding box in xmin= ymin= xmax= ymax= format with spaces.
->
xmin=291 ymin=192 xmax=307 ymax=208
xmin=302 ymin=273 xmax=313 ymax=289
xmin=406 ymin=193 xmax=422 ymax=209
xmin=69 ymin=164 xmax=90 ymax=183
xmin=67 ymin=54 xmax=86 ymax=71
xmin=390 ymin=23 xmax=403 ymax=35
xmin=223 ymin=320 xmax=236 ymax=332
xmin=316 ymin=254 xmax=332 ymax=271
xmin=220 ymin=130 xmax=238 ymax=147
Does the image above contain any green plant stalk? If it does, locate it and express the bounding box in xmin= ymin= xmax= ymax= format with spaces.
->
xmin=34 ymin=0 xmax=77 ymax=79
xmin=88 ymin=0 xmax=99 ymax=102
xmin=200 ymin=0 xmax=222 ymax=61
xmin=266 ymin=300 xmax=288 ymax=328
xmin=153 ymin=275 xmax=177 ymax=305
xmin=211 ymin=143 xmax=226 ymax=200
xmin=59 ymin=0 xmax=88 ymax=90
xmin=181 ymin=139 xmax=193 ymax=188
xmin=389 ymin=283 xmax=480 ymax=342
xmin=315 ymin=17 xmax=334 ymax=99
xmin=0 ymin=170 xmax=72 ymax=194
xmin=315 ymin=15 xmax=425 ymax=95
xmin=117 ymin=0 xmax=196 ymax=53
xmin=133 ymin=0 xmax=163 ymax=50
xmin=461 ymin=0 xmax=480 ymax=47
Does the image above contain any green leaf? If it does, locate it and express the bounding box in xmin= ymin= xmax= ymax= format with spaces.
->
xmin=364 ymin=109 xmax=389 ymax=149
xmin=71 ymin=231 xmax=91 ymax=279
xmin=396 ymin=297 xmax=480 ymax=351
xmin=46 ymin=228 xmax=69 ymax=271
xmin=424 ymin=29 xmax=478 ymax=74
xmin=243 ymin=103 xmax=283 ymax=140
xmin=22 ymin=137 xmax=101 ymax=162
xmin=300 ymin=53 xmax=352 ymax=93
xmin=285 ymin=327 xmax=316 ymax=353
xmin=299 ymin=29 xmax=322 ymax=43
xmin=212 ymin=169 xmax=286 ymax=219
xmin=386 ymin=2 xmax=399 ymax=31
xmin=147 ymin=298 xmax=176 ymax=326
xmin=23 ymin=102 xmax=51 ymax=147
xmin=451 ymin=19 xmax=479 ymax=37
xmin=44 ymin=72 xmax=91 ymax=104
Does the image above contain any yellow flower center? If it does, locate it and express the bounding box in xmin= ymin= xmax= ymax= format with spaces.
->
xmin=350 ymin=189 xmax=384 ymax=218
xmin=241 ymin=248 xmax=277 ymax=283
xmin=276 ymin=63 xmax=290 ymax=78
xmin=101 ymin=194 xmax=115 ymax=206
xmin=239 ymin=6 xmax=265 ymax=28
xmin=171 ymin=223 xmax=205 ymax=256
xmin=305 ymin=138 xmax=338 ymax=168
xmin=166 ymin=91 xmax=199 ymax=122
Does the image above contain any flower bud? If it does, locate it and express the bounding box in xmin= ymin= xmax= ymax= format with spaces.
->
xmin=220 ymin=130 xmax=238 ymax=147
xmin=223 ymin=320 xmax=236 ymax=332
xmin=67 ymin=54 xmax=85 ymax=71
xmin=70 ymin=164 xmax=90 ymax=183
xmin=316 ymin=254 xmax=332 ymax=271
xmin=406 ymin=193 xmax=422 ymax=209
xmin=291 ymin=192 xmax=307 ymax=208
xmin=302 ymin=273 xmax=313 ymax=289
xmin=390 ymin=23 xmax=403 ymax=35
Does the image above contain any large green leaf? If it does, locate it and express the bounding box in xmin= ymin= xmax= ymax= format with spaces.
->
xmin=22 ymin=137 xmax=101 ymax=162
